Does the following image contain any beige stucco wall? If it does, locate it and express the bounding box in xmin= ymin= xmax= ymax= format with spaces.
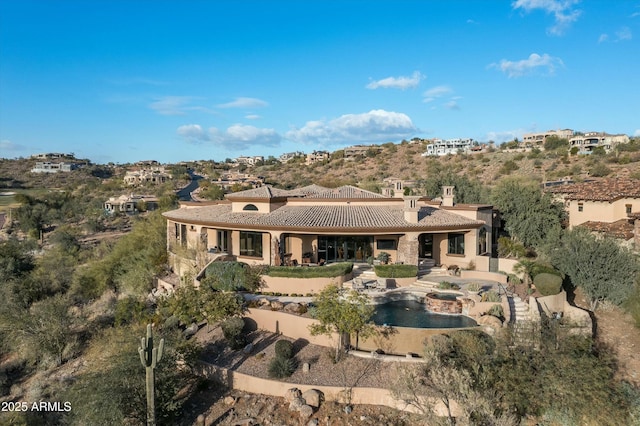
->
xmin=435 ymin=231 xmax=476 ymax=269
xmin=357 ymin=326 xmax=471 ymax=354
xmin=568 ymin=198 xmax=640 ymax=227
xmin=260 ymin=275 xmax=349 ymax=295
xmin=245 ymin=308 xmax=337 ymax=347
xmin=195 ymin=362 xmax=461 ymax=416
xmin=460 ymin=270 xmax=507 ymax=284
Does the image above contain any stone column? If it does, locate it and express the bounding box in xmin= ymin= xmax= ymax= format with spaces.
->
xmin=397 ymin=232 xmax=419 ymax=266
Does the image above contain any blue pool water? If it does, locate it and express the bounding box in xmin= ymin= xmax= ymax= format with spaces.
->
xmin=371 ymin=299 xmax=477 ymax=329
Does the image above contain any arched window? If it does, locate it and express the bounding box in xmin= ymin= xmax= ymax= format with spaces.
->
xmin=243 ymin=204 xmax=258 ymax=211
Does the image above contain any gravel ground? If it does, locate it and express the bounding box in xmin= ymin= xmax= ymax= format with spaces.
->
xmin=197 ymin=327 xmax=400 ymax=389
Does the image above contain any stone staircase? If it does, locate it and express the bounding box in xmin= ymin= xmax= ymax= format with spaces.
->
xmin=507 ymin=295 xmax=540 ymax=348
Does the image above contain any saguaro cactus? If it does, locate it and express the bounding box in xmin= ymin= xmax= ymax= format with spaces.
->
xmin=139 ymin=324 xmax=164 ymax=426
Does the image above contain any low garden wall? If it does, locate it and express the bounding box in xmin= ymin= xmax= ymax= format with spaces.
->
xmin=260 ymin=274 xmax=350 ymax=295
xmin=195 ymin=361 xmax=460 ymax=417
xmin=460 ymin=270 xmax=507 ymax=284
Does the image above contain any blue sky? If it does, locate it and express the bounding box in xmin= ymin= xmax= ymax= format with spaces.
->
xmin=1 ymin=0 xmax=639 ymax=164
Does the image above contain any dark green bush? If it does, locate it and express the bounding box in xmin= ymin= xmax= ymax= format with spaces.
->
xmin=221 ymin=317 xmax=246 ymax=349
xmin=268 ymin=356 xmax=296 ymax=379
xmin=265 ymin=262 xmax=353 ymax=278
xmin=534 ymin=273 xmax=563 ymax=296
xmin=274 ymin=340 xmax=294 ymax=359
xmin=374 ymin=264 xmax=418 ymax=278
xmin=438 ymin=281 xmax=460 ymax=290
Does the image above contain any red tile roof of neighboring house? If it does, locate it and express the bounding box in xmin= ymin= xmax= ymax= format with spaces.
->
xmin=547 ymin=178 xmax=640 ymax=202
xmin=226 ymin=184 xmax=389 ymax=200
xmin=579 ymin=219 xmax=636 ymax=240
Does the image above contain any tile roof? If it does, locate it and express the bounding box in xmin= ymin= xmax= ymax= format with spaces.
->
xmin=579 ymin=219 xmax=636 ymax=240
xmin=163 ymin=204 xmax=483 ymax=231
xmin=547 ymin=178 xmax=640 ymax=201
xmin=224 ymin=184 xmax=388 ymax=200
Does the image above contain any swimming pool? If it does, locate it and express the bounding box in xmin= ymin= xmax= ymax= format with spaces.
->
xmin=371 ymin=299 xmax=477 ymax=329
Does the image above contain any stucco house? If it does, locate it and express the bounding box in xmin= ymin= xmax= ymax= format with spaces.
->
xmin=163 ymin=184 xmax=496 ymax=278
xmin=547 ymin=177 xmax=640 ymax=248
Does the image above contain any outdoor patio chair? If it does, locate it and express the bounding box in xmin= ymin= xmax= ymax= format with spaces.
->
xmin=376 ymin=278 xmax=387 ymax=291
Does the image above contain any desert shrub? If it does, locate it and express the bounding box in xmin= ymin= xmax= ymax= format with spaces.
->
xmin=438 ymin=281 xmax=460 ymax=290
xmin=467 ymin=282 xmax=481 ymax=292
xmin=482 ymin=290 xmax=501 ymax=303
xmin=374 ymin=264 xmax=418 ymax=278
xmin=487 ymin=304 xmax=504 ymax=319
xmin=221 ymin=317 xmax=246 ymax=349
xmin=507 ymin=274 xmax=522 ymax=286
xmin=534 ymin=273 xmax=563 ymax=296
xmin=268 ymin=356 xmax=296 ymax=379
xmin=114 ymin=296 xmax=151 ymax=326
xmin=274 ymin=340 xmax=294 ymax=359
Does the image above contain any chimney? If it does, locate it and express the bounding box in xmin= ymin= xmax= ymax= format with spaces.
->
xmin=442 ymin=186 xmax=455 ymax=207
xmin=403 ymin=196 xmax=421 ymax=223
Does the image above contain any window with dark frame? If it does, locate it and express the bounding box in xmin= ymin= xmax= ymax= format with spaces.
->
xmin=578 ymin=203 xmax=584 ymax=212
xmin=240 ymin=231 xmax=263 ymax=257
xmin=376 ymin=239 xmax=396 ymax=250
xmin=448 ymin=233 xmax=465 ymax=255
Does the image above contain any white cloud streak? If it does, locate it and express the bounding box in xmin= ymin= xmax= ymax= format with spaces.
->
xmin=0 ymin=139 xmax=26 ymax=154
xmin=177 ymin=123 xmax=281 ymax=148
xmin=366 ymin=71 xmax=423 ymax=90
xmin=216 ymin=97 xmax=269 ymax=109
xmin=149 ymin=96 xmax=214 ymax=115
xmin=634 ymin=129 xmax=640 ymax=137
xmin=489 ymin=53 xmax=563 ymax=78
xmin=285 ymin=110 xmax=416 ymax=145
xmin=423 ymin=85 xmax=453 ymax=99
xmin=512 ymin=0 xmax=582 ymax=35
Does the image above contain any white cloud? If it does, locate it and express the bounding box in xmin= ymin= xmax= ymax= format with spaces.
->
xmin=630 ymin=11 xmax=640 ymax=18
xmin=634 ymin=129 xmax=640 ymax=137
xmin=177 ymin=123 xmax=280 ymax=148
xmin=598 ymin=27 xmax=632 ymax=43
xmin=177 ymin=124 xmax=209 ymax=141
xmin=216 ymin=97 xmax=269 ymax=109
xmin=486 ymin=130 xmax=524 ymax=143
xmin=245 ymin=114 xmax=262 ymax=120
xmin=0 ymin=139 xmax=26 ymax=153
xmin=489 ymin=53 xmax=563 ymax=78
xmin=149 ymin=96 xmax=194 ymax=115
xmin=423 ymin=85 xmax=452 ymax=98
xmin=149 ymin=96 xmax=215 ymax=115
xmin=616 ymin=26 xmax=632 ymax=41
xmin=512 ymin=0 xmax=582 ymax=35
xmin=366 ymin=71 xmax=423 ymax=90
xmin=444 ymin=100 xmax=460 ymax=110
xmin=285 ymin=109 xmax=416 ymax=145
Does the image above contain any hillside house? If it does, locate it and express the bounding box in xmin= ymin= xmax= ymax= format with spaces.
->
xmin=163 ymin=184 xmax=496 ymax=278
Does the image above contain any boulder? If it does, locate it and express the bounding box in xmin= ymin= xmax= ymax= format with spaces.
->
xmin=184 ymin=322 xmax=199 ymax=338
xmin=284 ymin=388 xmax=302 ymax=402
xmin=289 ymin=397 xmax=305 ymax=412
xmin=302 ymin=362 xmax=310 ymax=373
xmin=270 ymin=300 xmax=285 ymax=310
xmin=298 ymin=404 xmax=314 ymax=419
xmin=478 ymin=314 xmax=503 ymax=335
xmin=258 ymin=297 xmax=271 ymax=307
xmin=283 ymin=302 xmax=301 ymax=313
xmin=301 ymin=389 xmax=322 ymax=408
xmin=243 ymin=343 xmax=254 ymax=354
xmin=307 ymin=419 xmax=319 ymax=426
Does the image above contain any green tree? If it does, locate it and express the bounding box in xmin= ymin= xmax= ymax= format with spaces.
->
xmin=543 ymin=135 xmax=569 ymax=151
xmin=550 ymin=227 xmax=640 ymax=310
xmin=420 ymin=172 xmax=489 ymax=204
xmin=308 ymin=284 xmax=375 ymax=362
xmin=492 ymin=179 xmax=565 ymax=250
